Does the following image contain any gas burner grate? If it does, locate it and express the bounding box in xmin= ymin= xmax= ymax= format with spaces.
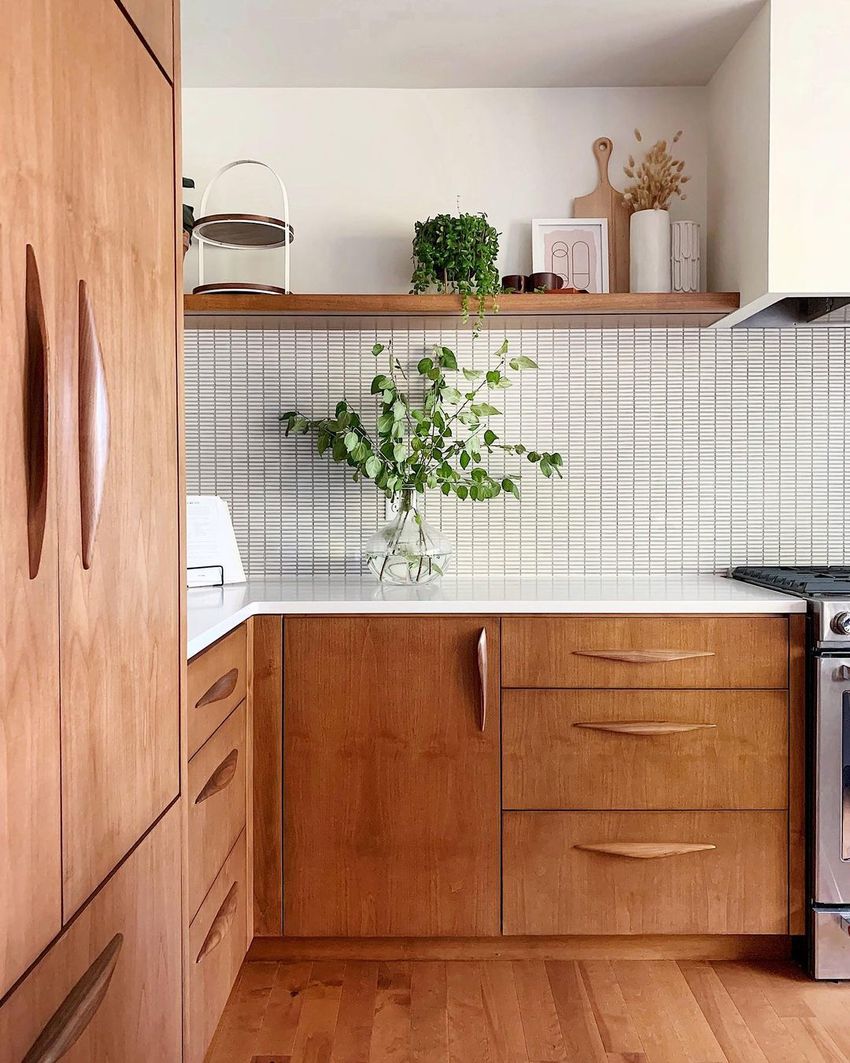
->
xmin=732 ymin=566 xmax=850 ymax=596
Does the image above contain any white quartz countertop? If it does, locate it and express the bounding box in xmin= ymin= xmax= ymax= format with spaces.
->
xmin=186 ymin=575 xmax=805 ymax=658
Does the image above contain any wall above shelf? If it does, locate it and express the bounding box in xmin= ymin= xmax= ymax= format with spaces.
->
xmin=184 ymin=291 xmax=741 ymax=330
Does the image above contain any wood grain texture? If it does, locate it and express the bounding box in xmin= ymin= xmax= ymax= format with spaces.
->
xmin=188 ymin=623 xmax=247 ymax=757
xmin=572 ymin=136 xmax=632 ymax=293
xmin=0 ymin=0 xmax=62 ymax=994
xmin=252 ymin=615 xmax=283 ymax=937
xmin=502 ymin=615 xmax=789 ymax=688
xmin=76 ymin=279 xmax=109 ymax=571
xmin=283 ymin=616 xmax=501 ymax=937
xmin=24 ymin=244 xmax=50 ymax=579
xmin=188 ymin=830 xmax=248 ymax=1063
xmin=788 ymin=614 xmax=807 ymax=936
xmin=56 ymin=0 xmax=179 ymax=919
xmin=247 ymin=935 xmax=791 ymax=963
xmin=503 ymin=811 xmax=788 ymax=936
xmin=210 ymin=957 xmax=850 ymax=1063
xmin=0 ymin=803 xmax=182 ymax=1062
xmin=118 ymin=0 xmax=174 ymax=78
xmin=188 ymin=700 xmax=246 ymax=919
xmin=503 ymin=689 xmax=788 ymax=810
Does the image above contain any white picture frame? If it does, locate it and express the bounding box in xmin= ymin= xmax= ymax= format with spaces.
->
xmin=531 ymin=218 xmax=610 ymax=293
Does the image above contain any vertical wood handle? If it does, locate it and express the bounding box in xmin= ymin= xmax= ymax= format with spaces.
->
xmin=24 ymin=245 xmax=50 ymax=579
xmin=477 ymin=628 xmax=487 ymax=732
xmin=22 ymin=933 xmax=123 ymax=1062
xmin=78 ymin=280 xmax=109 ymax=570
xmin=593 ymin=136 xmax=613 ymax=188
xmin=196 ymin=882 xmax=239 ymax=963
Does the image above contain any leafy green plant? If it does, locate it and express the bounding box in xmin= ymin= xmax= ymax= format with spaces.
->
xmin=280 ymin=339 xmax=563 ymax=505
xmin=410 ymin=213 xmax=501 ymax=328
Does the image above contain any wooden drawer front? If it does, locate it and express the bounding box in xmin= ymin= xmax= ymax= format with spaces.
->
xmin=502 ymin=616 xmax=789 ymax=689
xmin=0 ymin=803 xmax=182 ymax=1061
xmin=188 ymin=830 xmax=248 ymax=1063
xmin=188 ymin=700 xmax=246 ymax=919
xmin=503 ymin=689 xmax=788 ymax=810
xmin=188 ymin=624 xmax=247 ymax=758
xmin=503 ymin=810 xmax=787 ymax=935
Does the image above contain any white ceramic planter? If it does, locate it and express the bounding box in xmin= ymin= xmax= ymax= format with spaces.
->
xmin=630 ymin=209 xmax=671 ymax=293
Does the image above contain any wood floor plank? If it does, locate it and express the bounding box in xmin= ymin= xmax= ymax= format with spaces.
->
xmin=480 ymin=960 xmax=528 ymax=1062
xmin=290 ymin=961 xmax=346 ymax=1063
xmin=369 ymin=962 xmax=412 ymax=1063
xmin=646 ymin=961 xmax=726 ymax=1062
xmin=207 ymin=961 xmax=279 ymax=1063
xmin=254 ymin=962 xmax=314 ymax=1056
xmin=331 ymin=962 xmax=378 ymax=1063
xmin=544 ymin=960 xmax=607 ymax=1061
xmin=613 ymin=961 xmax=715 ymax=1063
xmin=711 ymin=962 xmax=804 ymax=1063
xmin=802 ymin=984 xmax=850 ymax=1059
xmin=410 ymin=962 xmax=448 ymax=1063
xmin=576 ymin=960 xmax=646 ymax=1060
xmin=782 ymin=1017 xmax=849 ymax=1063
xmin=512 ymin=960 xmax=567 ymax=1062
xmin=678 ymin=961 xmax=768 ymax=1063
xmin=446 ymin=962 xmax=493 ymax=1063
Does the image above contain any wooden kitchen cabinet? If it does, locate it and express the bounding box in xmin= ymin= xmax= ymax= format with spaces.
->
xmin=283 ymin=616 xmax=501 ymax=936
xmin=54 ymin=0 xmax=180 ymax=917
xmin=120 ymin=0 xmax=175 ymax=78
xmin=0 ymin=0 xmax=63 ymax=995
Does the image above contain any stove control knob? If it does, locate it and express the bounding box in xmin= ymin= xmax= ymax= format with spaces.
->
xmin=832 ymin=611 xmax=850 ymax=636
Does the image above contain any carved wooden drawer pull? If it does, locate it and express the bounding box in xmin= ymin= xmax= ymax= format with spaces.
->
xmin=196 ymin=668 xmax=239 ymax=708
xmin=575 ymin=841 xmax=716 ymax=859
xmin=78 ymin=280 xmax=110 ymax=571
xmin=195 ymin=748 xmax=239 ymax=804
xmin=573 ymin=649 xmax=715 ymax=664
xmin=575 ymin=721 xmax=717 ymax=736
xmin=23 ymin=933 xmax=123 ymax=1062
xmin=24 ymin=245 xmax=50 ymax=581
xmin=196 ymin=882 xmax=239 ymax=963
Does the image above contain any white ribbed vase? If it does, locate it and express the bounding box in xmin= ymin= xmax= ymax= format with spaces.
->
xmin=671 ymin=220 xmax=701 ymax=292
xmin=629 ymin=209 xmax=671 ymax=293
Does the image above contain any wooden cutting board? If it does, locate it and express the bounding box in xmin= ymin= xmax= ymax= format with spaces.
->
xmin=573 ymin=136 xmax=632 ymax=293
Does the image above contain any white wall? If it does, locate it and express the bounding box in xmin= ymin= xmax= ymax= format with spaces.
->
xmin=182 ymin=88 xmax=707 ymax=294
xmin=707 ymin=3 xmax=770 ymax=304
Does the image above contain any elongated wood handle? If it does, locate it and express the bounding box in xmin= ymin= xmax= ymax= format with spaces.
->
xmin=24 ymin=245 xmax=50 ymax=580
xmin=196 ymin=882 xmax=239 ymax=963
xmin=195 ymin=748 xmax=239 ymax=804
xmin=196 ymin=668 xmax=239 ymax=708
xmin=575 ymin=721 xmax=717 ymax=736
xmin=78 ymin=280 xmax=109 ymax=570
xmin=573 ymin=649 xmax=714 ymax=664
xmin=477 ymin=628 xmax=487 ymax=732
xmin=575 ymin=841 xmax=716 ymax=860
xmin=593 ymin=136 xmax=614 ymax=189
xmin=22 ymin=933 xmax=123 ymax=1062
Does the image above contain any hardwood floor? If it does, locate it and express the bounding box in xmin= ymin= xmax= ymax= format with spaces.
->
xmin=207 ymin=958 xmax=850 ymax=1062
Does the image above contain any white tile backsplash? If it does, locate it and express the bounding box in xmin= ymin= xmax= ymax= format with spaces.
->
xmin=185 ymin=324 xmax=850 ymax=577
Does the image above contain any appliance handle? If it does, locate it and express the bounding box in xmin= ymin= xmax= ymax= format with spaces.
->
xmin=843 ymin=690 xmax=850 ymax=860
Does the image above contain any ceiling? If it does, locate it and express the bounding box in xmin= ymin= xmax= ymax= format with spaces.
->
xmin=181 ymin=0 xmax=764 ymax=89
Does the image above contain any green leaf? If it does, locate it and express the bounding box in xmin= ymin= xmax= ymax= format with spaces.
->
xmin=540 ymin=458 xmax=552 ymax=477
xmin=528 ymin=451 xmax=541 ymax=463
xmin=365 ymin=455 xmax=382 ymax=478
xmin=372 ymin=342 xmax=385 ymax=357
xmin=459 ymin=450 xmax=471 ymax=469
xmin=335 ymin=400 xmax=348 ymax=415
xmin=393 ymin=442 xmax=408 ymax=462
xmin=371 ymin=374 xmax=393 ymax=394
xmin=509 ymin=355 xmax=538 ymax=370
xmin=502 ymin=478 xmax=520 ymax=498
xmin=494 ymin=338 xmax=509 ymax=357
xmin=442 ymin=387 xmax=463 ymax=404
xmin=417 ymin=357 xmax=433 ymax=375
xmin=462 ymin=367 xmax=483 ymax=381
xmin=549 ymin=452 xmax=563 ymax=467
xmin=495 ymin=378 xmax=513 ymax=389
xmin=376 ymin=412 xmax=394 ymax=434
xmin=486 ymin=369 xmax=501 ymax=385
xmin=514 ymin=443 xmax=526 ymax=454
xmin=382 ymin=389 xmax=394 ymax=404
xmin=439 ymin=347 xmax=458 ymax=370
xmin=471 ymin=468 xmax=487 ymax=483
xmin=353 ymin=441 xmax=371 ymax=463
xmin=344 ymin=431 xmax=359 ymax=452
xmin=317 ymin=432 xmax=330 ymax=455
xmin=426 ymin=368 xmax=440 ymax=382
xmin=471 ymin=402 xmax=500 ymax=417
xmin=458 ymin=412 xmax=479 ymax=427
xmin=483 ymin=428 xmax=497 ymax=446
xmin=392 ymin=399 xmax=406 ymax=420
xmin=455 ymin=484 xmax=469 ymax=500
xmin=332 ymin=437 xmax=347 ymax=462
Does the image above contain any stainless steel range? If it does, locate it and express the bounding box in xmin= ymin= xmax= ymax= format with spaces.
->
xmin=733 ymin=565 xmax=850 ymax=979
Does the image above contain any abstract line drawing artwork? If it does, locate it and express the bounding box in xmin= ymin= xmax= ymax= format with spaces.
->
xmin=532 ymin=219 xmax=609 ymax=292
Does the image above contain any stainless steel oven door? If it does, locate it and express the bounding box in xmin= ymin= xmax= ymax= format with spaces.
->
xmin=815 ymin=655 xmax=850 ymax=904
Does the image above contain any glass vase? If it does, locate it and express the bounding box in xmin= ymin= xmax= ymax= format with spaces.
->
xmin=364 ymin=491 xmax=452 ymax=585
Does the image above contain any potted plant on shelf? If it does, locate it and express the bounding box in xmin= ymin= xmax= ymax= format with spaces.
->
xmin=623 ymin=129 xmax=689 ymax=292
xmin=281 ymin=339 xmax=562 ymax=585
xmin=410 ymin=212 xmax=501 ymax=329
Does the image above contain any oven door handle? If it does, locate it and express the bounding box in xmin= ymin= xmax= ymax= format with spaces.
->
xmin=843 ymin=690 xmax=850 ymax=861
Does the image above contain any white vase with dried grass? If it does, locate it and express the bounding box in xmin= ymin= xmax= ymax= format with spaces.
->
xmin=623 ymin=129 xmax=690 ymax=293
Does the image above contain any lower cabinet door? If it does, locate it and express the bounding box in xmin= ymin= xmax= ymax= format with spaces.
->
xmin=188 ymin=829 xmax=248 ymax=1063
xmin=0 ymin=802 xmax=182 ymax=1062
xmin=503 ymin=810 xmax=788 ymax=936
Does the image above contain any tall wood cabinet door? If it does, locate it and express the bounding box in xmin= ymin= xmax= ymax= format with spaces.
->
xmin=117 ymin=0 xmax=175 ymax=79
xmin=284 ymin=616 xmax=501 ymax=936
xmin=0 ymin=0 xmax=63 ymax=995
xmin=52 ymin=0 xmax=180 ymax=917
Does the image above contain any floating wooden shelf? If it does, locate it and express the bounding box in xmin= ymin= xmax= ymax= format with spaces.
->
xmin=184 ymin=291 xmax=740 ymax=330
